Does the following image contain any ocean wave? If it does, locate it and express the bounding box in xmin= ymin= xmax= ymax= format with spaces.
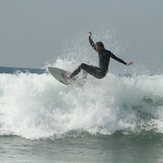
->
xmin=0 ymin=69 xmax=163 ymax=140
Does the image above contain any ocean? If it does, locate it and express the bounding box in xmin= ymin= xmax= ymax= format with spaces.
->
xmin=0 ymin=64 xmax=163 ymax=163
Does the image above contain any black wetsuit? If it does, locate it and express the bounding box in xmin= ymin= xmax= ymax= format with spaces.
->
xmin=70 ymin=37 xmax=127 ymax=79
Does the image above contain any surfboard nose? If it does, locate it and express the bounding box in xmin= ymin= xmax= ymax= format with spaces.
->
xmin=48 ymin=67 xmax=53 ymax=72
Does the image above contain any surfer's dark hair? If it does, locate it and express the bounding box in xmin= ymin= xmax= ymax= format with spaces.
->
xmin=96 ymin=41 xmax=104 ymax=48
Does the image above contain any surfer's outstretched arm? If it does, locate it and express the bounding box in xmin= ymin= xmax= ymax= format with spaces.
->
xmin=88 ymin=32 xmax=96 ymax=51
xmin=111 ymin=52 xmax=134 ymax=66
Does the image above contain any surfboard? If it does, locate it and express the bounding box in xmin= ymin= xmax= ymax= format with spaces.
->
xmin=48 ymin=67 xmax=83 ymax=86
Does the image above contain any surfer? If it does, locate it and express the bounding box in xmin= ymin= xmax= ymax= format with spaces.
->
xmin=64 ymin=32 xmax=133 ymax=80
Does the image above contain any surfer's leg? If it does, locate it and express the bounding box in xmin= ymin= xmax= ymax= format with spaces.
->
xmin=69 ymin=65 xmax=82 ymax=79
xmin=70 ymin=63 xmax=98 ymax=79
xmin=82 ymin=70 xmax=87 ymax=79
xmin=80 ymin=63 xmax=107 ymax=79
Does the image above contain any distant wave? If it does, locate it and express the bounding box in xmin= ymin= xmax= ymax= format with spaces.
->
xmin=0 ymin=66 xmax=46 ymax=74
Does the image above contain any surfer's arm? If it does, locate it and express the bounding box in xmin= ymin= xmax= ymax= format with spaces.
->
xmin=88 ymin=32 xmax=96 ymax=51
xmin=110 ymin=52 xmax=127 ymax=65
xmin=111 ymin=52 xmax=133 ymax=66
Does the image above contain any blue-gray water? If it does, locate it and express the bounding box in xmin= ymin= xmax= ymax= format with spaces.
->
xmin=0 ymin=66 xmax=163 ymax=163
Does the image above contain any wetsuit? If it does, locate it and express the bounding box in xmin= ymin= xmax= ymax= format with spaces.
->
xmin=70 ymin=37 xmax=127 ymax=79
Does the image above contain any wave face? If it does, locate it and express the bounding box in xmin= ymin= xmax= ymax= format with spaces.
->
xmin=0 ymin=67 xmax=163 ymax=139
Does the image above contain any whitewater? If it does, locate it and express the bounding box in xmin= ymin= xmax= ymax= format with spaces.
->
xmin=1 ymin=64 xmax=163 ymax=140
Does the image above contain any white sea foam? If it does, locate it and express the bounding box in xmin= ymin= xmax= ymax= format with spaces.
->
xmin=0 ymin=68 xmax=163 ymax=139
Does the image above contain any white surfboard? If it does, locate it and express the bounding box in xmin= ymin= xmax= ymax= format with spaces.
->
xmin=48 ymin=67 xmax=84 ymax=86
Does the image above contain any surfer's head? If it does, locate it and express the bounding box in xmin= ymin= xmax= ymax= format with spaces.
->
xmin=95 ymin=41 xmax=104 ymax=53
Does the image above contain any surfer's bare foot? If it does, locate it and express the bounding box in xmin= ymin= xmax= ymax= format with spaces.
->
xmin=62 ymin=72 xmax=70 ymax=80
